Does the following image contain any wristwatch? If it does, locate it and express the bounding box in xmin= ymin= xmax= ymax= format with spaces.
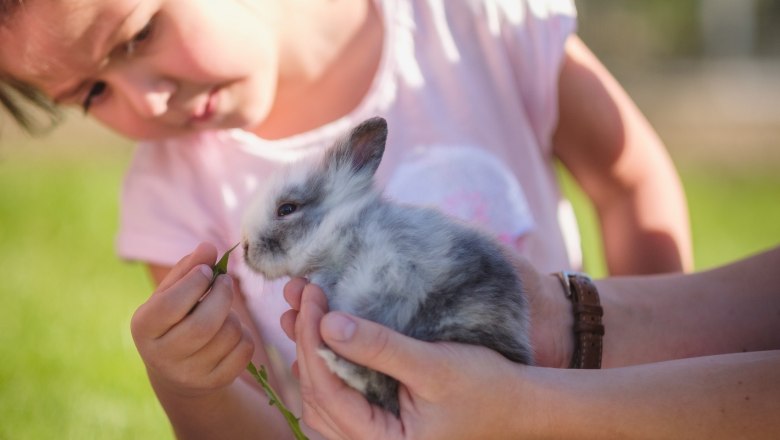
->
xmin=556 ymin=271 xmax=604 ymax=369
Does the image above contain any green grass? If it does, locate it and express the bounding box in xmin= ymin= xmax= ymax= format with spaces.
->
xmin=559 ymin=162 xmax=780 ymax=276
xmin=0 ymin=151 xmax=778 ymax=439
xmin=682 ymin=166 xmax=780 ymax=269
xmin=0 ymin=156 xmax=171 ymax=439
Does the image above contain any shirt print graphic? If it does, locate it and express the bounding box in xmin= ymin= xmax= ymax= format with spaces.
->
xmin=384 ymin=145 xmax=535 ymax=251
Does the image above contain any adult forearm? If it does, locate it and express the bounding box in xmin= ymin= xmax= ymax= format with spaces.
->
xmin=526 ymin=351 xmax=780 ymax=440
xmin=150 ymin=374 xmax=292 ymax=440
xmin=596 ymin=246 xmax=780 ymax=367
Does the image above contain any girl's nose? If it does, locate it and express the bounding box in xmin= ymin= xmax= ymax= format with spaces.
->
xmin=135 ymin=84 xmax=175 ymax=117
xmin=109 ymin=67 xmax=176 ymax=118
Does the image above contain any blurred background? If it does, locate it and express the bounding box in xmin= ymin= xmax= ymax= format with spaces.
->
xmin=1 ymin=1 xmax=779 ymax=438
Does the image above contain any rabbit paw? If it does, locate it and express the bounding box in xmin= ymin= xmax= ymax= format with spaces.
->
xmin=317 ymin=346 xmax=370 ymax=393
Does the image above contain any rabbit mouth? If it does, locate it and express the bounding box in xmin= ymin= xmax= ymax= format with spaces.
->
xmin=244 ymin=237 xmax=298 ymax=280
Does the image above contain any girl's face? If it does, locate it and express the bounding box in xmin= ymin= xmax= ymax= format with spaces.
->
xmin=0 ymin=0 xmax=282 ymax=140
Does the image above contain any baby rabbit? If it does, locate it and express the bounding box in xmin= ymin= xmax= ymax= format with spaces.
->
xmin=243 ymin=117 xmax=532 ymax=415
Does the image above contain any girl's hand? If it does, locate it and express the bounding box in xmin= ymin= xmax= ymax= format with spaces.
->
xmin=281 ymin=280 xmax=544 ymax=440
xmin=130 ymin=243 xmax=254 ymax=398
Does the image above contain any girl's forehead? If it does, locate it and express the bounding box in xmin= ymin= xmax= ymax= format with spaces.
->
xmin=0 ymin=0 xmax=144 ymax=93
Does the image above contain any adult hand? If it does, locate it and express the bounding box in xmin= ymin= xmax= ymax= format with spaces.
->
xmin=130 ymin=243 xmax=255 ymax=398
xmin=281 ymin=280 xmax=544 ymax=440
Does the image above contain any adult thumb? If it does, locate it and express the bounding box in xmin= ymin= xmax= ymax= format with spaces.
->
xmin=319 ymin=312 xmax=435 ymax=391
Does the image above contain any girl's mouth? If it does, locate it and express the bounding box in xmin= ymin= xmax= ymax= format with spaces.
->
xmin=190 ymin=88 xmax=219 ymax=124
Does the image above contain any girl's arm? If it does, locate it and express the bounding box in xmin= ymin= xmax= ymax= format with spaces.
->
xmin=131 ymin=243 xmax=303 ymax=439
xmin=552 ymin=35 xmax=693 ymax=275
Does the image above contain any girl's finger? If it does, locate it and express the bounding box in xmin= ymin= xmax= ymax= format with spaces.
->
xmin=155 ymin=242 xmax=217 ymax=293
xmin=188 ymin=311 xmax=247 ymax=371
xmin=163 ymin=274 xmax=235 ymax=353
xmin=133 ymin=264 xmax=215 ymax=340
xmin=208 ymin=323 xmax=255 ymax=388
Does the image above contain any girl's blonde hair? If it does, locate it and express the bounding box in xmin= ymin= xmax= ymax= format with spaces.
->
xmin=1 ymin=0 xmax=61 ymax=133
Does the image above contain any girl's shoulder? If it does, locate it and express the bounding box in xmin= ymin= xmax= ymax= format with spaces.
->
xmin=390 ymin=0 xmax=576 ymax=47
xmin=428 ymin=0 xmax=576 ymax=23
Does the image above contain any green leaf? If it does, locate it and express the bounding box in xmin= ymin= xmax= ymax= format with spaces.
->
xmin=210 ymin=242 xmax=240 ymax=287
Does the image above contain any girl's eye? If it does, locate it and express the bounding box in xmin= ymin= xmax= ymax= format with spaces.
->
xmin=277 ymin=203 xmax=298 ymax=217
xmin=82 ymin=81 xmax=107 ymax=113
xmin=124 ymin=18 xmax=155 ymax=56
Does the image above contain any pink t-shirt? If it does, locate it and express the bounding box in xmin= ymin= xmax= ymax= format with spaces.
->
xmin=118 ymin=0 xmax=579 ymax=366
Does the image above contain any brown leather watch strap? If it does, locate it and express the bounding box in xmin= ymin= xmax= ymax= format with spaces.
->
xmin=557 ymin=271 xmax=604 ymax=369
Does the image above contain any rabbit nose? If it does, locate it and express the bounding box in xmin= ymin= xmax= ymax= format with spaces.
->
xmin=242 ymin=241 xmax=250 ymax=255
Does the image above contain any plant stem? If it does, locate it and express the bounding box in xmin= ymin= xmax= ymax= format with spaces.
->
xmin=247 ymin=362 xmax=309 ymax=440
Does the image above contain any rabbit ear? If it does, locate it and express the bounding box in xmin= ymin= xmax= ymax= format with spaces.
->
xmin=328 ymin=117 xmax=387 ymax=177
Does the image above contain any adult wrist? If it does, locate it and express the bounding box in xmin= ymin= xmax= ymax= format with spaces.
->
xmin=533 ymin=273 xmax=575 ymax=368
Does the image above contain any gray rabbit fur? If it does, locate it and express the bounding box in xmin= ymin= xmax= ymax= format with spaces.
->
xmin=242 ymin=117 xmax=533 ymax=415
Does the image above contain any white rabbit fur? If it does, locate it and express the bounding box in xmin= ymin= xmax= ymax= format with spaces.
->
xmin=242 ymin=117 xmax=532 ymax=415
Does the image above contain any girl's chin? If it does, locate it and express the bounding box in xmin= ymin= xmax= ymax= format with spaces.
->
xmin=207 ymin=107 xmax=268 ymax=133
xmin=121 ymin=110 xmax=269 ymax=141
xmin=188 ymin=113 xmax=248 ymax=132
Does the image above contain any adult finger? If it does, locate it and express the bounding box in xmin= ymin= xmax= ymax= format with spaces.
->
xmin=294 ymin=286 xmax=347 ymax=439
xmin=319 ymin=311 xmax=438 ymax=393
xmin=297 ymin=287 xmax=401 ymax=440
xmin=280 ymin=309 xmax=298 ymax=341
xmin=283 ymin=277 xmax=309 ymax=310
xmin=281 ymin=277 xmax=310 ymax=342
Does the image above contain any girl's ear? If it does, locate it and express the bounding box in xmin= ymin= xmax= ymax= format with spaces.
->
xmin=328 ymin=117 xmax=387 ymax=177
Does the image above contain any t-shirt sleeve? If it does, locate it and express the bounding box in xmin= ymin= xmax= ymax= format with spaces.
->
xmin=489 ymin=0 xmax=578 ymax=151
xmin=116 ymin=141 xmax=228 ymax=267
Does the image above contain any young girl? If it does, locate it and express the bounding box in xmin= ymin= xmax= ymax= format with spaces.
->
xmin=1 ymin=0 xmax=692 ymax=438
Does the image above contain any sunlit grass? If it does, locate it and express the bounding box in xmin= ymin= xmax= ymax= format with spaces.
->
xmin=682 ymin=165 xmax=780 ymax=269
xmin=0 ymin=157 xmax=171 ymax=439
xmin=560 ymin=162 xmax=780 ymax=276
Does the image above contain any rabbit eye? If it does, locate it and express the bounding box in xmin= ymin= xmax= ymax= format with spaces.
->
xmin=277 ymin=203 xmax=298 ymax=217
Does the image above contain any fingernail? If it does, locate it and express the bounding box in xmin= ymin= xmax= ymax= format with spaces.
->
xmin=218 ymin=273 xmax=233 ymax=287
xmin=198 ymin=264 xmax=213 ymax=280
xmin=322 ymin=313 xmax=356 ymax=342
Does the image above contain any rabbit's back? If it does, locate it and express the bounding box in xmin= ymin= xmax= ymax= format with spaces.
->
xmin=320 ymin=198 xmax=532 ymax=362
xmin=313 ymin=198 xmax=532 ymax=415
